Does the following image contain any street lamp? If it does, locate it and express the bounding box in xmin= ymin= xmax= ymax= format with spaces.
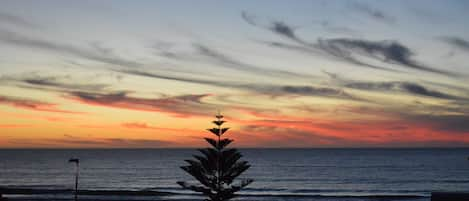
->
xmin=68 ymin=158 xmax=79 ymax=201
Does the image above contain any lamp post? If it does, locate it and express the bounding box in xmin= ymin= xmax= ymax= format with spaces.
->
xmin=68 ymin=158 xmax=79 ymax=201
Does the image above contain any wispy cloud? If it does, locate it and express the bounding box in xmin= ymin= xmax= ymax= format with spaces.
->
xmin=67 ymin=91 xmax=215 ymax=117
xmin=117 ymin=69 xmax=360 ymax=101
xmin=121 ymin=122 xmax=160 ymax=129
xmin=0 ymin=12 xmax=41 ymax=29
xmin=315 ymin=39 xmax=403 ymax=72
xmin=0 ymin=124 xmax=32 ymax=128
xmin=235 ymin=109 xmax=469 ymax=147
xmin=422 ymin=80 xmax=469 ymax=96
xmin=116 ymin=69 xmax=234 ymax=88
xmin=194 ymin=43 xmax=314 ymax=79
xmin=347 ymin=1 xmax=396 ymax=25
xmin=1 ymin=74 xmax=110 ymax=93
xmin=23 ymin=76 xmax=108 ymax=92
xmin=269 ymin=21 xmax=303 ymax=43
xmin=151 ymin=41 xmax=182 ymax=59
xmin=441 ymin=36 xmax=469 ymax=52
xmin=407 ymin=113 xmax=469 ymax=133
xmin=0 ymin=95 xmax=82 ymax=114
xmin=149 ymin=39 xmax=316 ymax=79
xmin=242 ymin=12 xmax=457 ymax=76
xmin=253 ymin=84 xmax=361 ymax=100
xmin=317 ymin=38 xmax=456 ymax=76
xmin=242 ymin=11 xmax=308 ymax=45
xmin=265 ymin=38 xmax=400 ymax=73
xmin=0 ymin=111 xmax=74 ymax=122
xmin=324 ymin=72 xmax=467 ymax=100
xmin=345 ymin=81 xmax=464 ymax=100
xmin=317 ymin=20 xmax=361 ymax=36
xmin=236 ymin=125 xmax=356 ymax=147
xmin=0 ymin=28 xmax=141 ymax=68
xmin=89 ymin=41 xmax=114 ymax=55
xmin=9 ymin=135 xmax=175 ymax=148
xmin=242 ymin=12 xmax=392 ymax=71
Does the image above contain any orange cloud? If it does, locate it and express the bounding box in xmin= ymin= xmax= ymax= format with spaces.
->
xmin=0 ymin=124 xmax=32 ymax=128
xmin=121 ymin=122 xmax=159 ymax=129
xmin=223 ymin=106 xmax=469 ymax=147
xmin=0 ymin=95 xmax=82 ymax=114
xmin=231 ymin=117 xmax=469 ymax=147
xmin=6 ymin=135 xmax=177 ymax=148
xmin=67 ymin=91 xmax=214 ymax=117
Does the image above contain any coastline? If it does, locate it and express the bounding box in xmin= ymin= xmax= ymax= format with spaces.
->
xmin=0 ymin=187 xmax=429 ymax=201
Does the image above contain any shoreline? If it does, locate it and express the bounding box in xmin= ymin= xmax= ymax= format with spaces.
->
xmin=0 ymin=188 xmax=173 ymax=196
xmin=0 ymin=187 xmax=429 ymax=200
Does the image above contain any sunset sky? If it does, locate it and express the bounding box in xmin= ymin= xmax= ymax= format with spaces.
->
xmin=1 ymin=0 xmax=469 ymax=148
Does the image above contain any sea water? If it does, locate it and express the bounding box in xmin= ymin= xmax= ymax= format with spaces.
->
xmin=1 ymin=148 xmax=468 ymax=200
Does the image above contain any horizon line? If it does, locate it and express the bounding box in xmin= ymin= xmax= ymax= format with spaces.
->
xmin=1 ymin=146 xmax=469 ymax=150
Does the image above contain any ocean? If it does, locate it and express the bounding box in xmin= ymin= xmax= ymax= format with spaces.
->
xmin=1 ymin=148 xmax=469 ymax=201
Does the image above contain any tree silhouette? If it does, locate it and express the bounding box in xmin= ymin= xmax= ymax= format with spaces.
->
xmin=177 ymin=113 xmax=253 ymax=201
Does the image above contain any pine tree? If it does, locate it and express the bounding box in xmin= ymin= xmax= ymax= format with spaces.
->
xmin=177 ymin=113 xmax=253 ymax=201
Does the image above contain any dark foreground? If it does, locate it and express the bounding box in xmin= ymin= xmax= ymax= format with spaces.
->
xmin=0 ymin=188 xmax=431 ymax=201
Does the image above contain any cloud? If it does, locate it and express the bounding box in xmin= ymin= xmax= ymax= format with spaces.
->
xmin=345 ymin=81 xmax=464 ymax=100
xmin=0 ymin=74 xmax=110 ymax=95
xmin=149 ymin=39 xmax=316 ymax=79
xmin=264 ymin=39 xmax=400 ymax=72
xmin=441 ymin=36 xmax=469 ymax=52
xmin=21 ymin=76 xmax=108 ymax=92
xmin=318 ymin=38 xmax=456 ymax=76
xmin=260 ymin=85 xmax=361 ymax=100
xmin=409 ymin=114 xmax=469 ymax=133
xmin=263 ymin=41 xmax=316 ymax=53
xmin=422 ymin=80 xmax=469 ymax=96
xmin=67 ymin=91 xmax=215 ymax=117
xmin=316 ymin=39 xmax=402 ymax=72
xmin=151 ymin=41 xmax=182 ymax=59
xmin=0 ymin=12 xmax=40 ymax=29
xmin=237 ymin=125 xmax=356 ymax=147
xmin=324 ymin=72 xmax=467 ymax=100
xmin=89 ymin=41 xmax=113 ymax=55
xmin=193 ymin=43 xmax=313 ymax=79
xmin=241 ymin=11 xmax=259 ymax=27
xmin=281 ymin=85 xmax=340 ymax=95
xmin=241 ymin=13 xmax=395 ymax=72
xmin=399 ymin=83 xmax=459 ymax=99
xmin=235 ymin=109 xmax=469 ymax=147
xmin=99 ymin=138 xmax=173 ymax=147
xmin=337 ymin=102 xmax=469 ymax=133
xmin=0 ymin=124 xmax=32 ymax=128
xmin=117 ymin=69 xmax=361 ymax=101
xmin=242 ymin=11 xmax=308 ymax=45
xmin=317 ymin=21 xmax=360 ymax=36
xmin=9 ymin=135 xmax=175 ymax=148
xmin=347 ymin=1 xmax=395 ymax=24
xmin=121 ymin=122 xmax=159 ymax=129
xmin=242 ymin=12 xmax=457 ymax=76
xmin=0 ymin=95 xmax=82 ymax=114
xmin=269 ymin=21 xmax=301 ymax=42
xmin=0 ymin=28 xmax=141 ymax=68
xmin=117 ymin=69 xmax=234 ymax=88
xmin=0 ymin=110 xmax=73 ymax=122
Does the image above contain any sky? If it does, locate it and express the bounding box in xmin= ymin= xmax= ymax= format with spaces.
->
xmin=0 ymin=0 xmax=469 ymax=148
